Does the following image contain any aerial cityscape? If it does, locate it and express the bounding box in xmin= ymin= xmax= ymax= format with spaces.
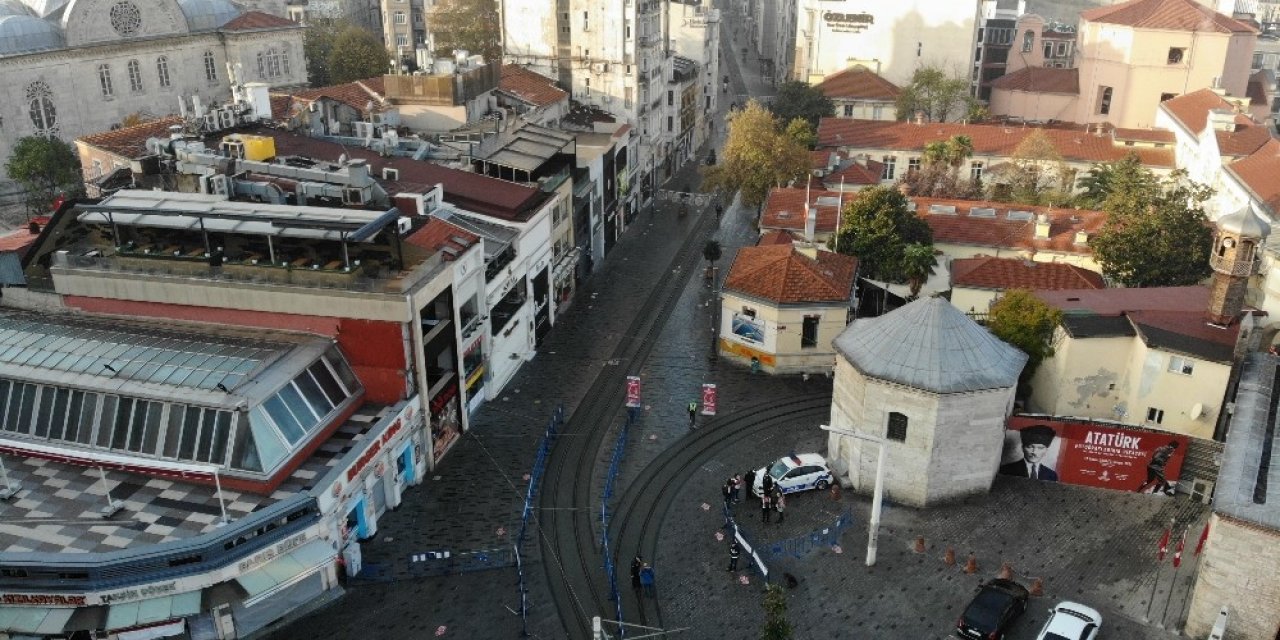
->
xmin=0 ymin=0 xmax=1278 ymax=638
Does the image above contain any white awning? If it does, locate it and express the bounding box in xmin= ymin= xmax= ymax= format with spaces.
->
xmin=105 ymin=591 xmax=200 ymax=632
xmin=237 ymin=539 xmax=336 ymax=605
xmin=0 ymin=606 xmax=75 ymax=635
xmin=116 ymin=619 xmax=187 ymax=640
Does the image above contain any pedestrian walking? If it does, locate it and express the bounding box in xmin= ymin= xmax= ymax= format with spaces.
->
xmin=760 ymin=491 xmax=772 ymax=524
xmin=761 ymin=473 xmax=774 ymax=497
xmin=727 ymin=541 xmax=741 ymax=572
xmin=721 ymin=477 xmax=735 ymax=506
xmin=687 ymin=401 xmax=699 ymax=428
xmin=639 ymin=563 xmax=655 ymax=598
xmin=744 ymin=469 xmax=757 ymax=498
xmin=631 ymin=555 xmax=643 ymax=592
xmin=732 ymin=474 xmax=743 ymax=503
xmin=772 ymin=487 xmax=785 ymax=523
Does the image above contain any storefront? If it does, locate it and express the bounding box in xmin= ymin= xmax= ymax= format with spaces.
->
xmin=462 ymin=336 xmax=486 ymax=415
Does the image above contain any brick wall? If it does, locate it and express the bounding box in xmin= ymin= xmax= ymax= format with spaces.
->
xmin=1186 ymin=513 xmax=1280 ymax=640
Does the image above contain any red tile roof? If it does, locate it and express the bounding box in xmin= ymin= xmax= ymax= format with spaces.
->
xmin=76 ymin=116 xmax=185 ymax=159
xmin=758 ymin=229 xmax=797 ymax=246
xmin=221 ymin=10 xmax=300 ymax=31
xmin=404 ymin=217 xmax=480 ymax=260
xmin=269 ymin=131 xmax=545 ymax=221
xmin=816 ymin=67 xmax=901 ymax=101
xmin=760 ymin=187 xmax=847 ymax=235
xmin=989 ymin=67 xmax=1080 ymax=94
xmin=0 ymin=227 xmax=40 ymax=255
xmin=1160 ymin=88 xmax=1251 ymax=135
xmin=816 ymin=119 xmax=1175 ymax=167
xmin=1226 ymin=138 xmax=1280 ymax=212
xmin=1247 ymin=70 xmax=1269 ymax=106
xmin=1217 ymin=122 xmax=1274 ymax=156
xmin=499 ymin=65 xmax=569 ymax=107
xmin=950 ymin=256 xmax=1104 ymax=291
xmin=1036 ymin=286 xmax=1208 ymax=314
xmin=1112 ymin=128 xmax=1176 ymax=144
xmin=811 ymin=150 xmax=842 ymax=170
xmin=724 ymin=245 xmax=858 ymax=304
xmin=823 ymin=160 xmax=882 ymax=187
xmin=269 ymin=94 xmax=294 ymax=120
xmin=1080 ymin=0 xmax=1256 ymax=33
xmin=289 ymin=77 xmax=386 ymax=113
xmin=915 ymin=197 xmax=1106 ymax=255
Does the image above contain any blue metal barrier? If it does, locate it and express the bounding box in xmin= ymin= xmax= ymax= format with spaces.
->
xmin=599 ymin=409 xmax=635 ymax=637
xmin=514 ymin=404 xmax=564 ymax=636
xmin=764 ymin=511 xmax=854 ymax=560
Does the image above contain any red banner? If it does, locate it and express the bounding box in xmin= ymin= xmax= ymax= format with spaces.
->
xmin=1003 ymin=416 xmax=1189 ymax=494
xmin=625 ymin=376 xmax=641 ymax=408
xmin=701 ymin=383 xmax=717 ymax=415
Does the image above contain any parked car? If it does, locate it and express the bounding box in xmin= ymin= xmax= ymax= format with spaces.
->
xmin=955 ymin=578 xmax=1029 ymax=640
xmin=1035 ymin=601 xmax=1102 ymax=640
xmin=750 ymin=454 xmax=833 ymax=497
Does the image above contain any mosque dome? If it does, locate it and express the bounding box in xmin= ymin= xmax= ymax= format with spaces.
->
xmin=0 ymin=14 xmax=63 ymax=56
xmin=178 ymin=0 xmax=239 ymax=31
xmin=0 ymin=0 xmax=34 ymax=17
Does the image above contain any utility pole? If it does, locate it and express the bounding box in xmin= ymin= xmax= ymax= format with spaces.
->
xmin=820 ymin=424 xmax=886 ymax=567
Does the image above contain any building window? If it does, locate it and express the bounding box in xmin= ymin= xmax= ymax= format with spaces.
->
xmin=872 ymin=105 xmax=884 ymax=119
xmin=1022 ymin=30 xmax=1034 ymax=52
xmin=204 ymin=51 xmax=218 ymax=83
xmin=1253 ymin=52 xmax=1264 ymax=69
xmin=1056 ymin=42 xmax=1069 ymax=57
xmin=801 ymin=315 xmax=819 ymax=348
xmin=1146 ymin=407 xmax=1164 ymax=424
xmin=396 ymin=34 xmax=409 ymax=46
xmin=258 ymin=47 xmax=288 ymax=80
xmin=667 ymin=90 xmax=673 ymax=106
xmin=881 ymin=156 xmax=896 ymax=180
xmin=582 ymin=10 xmax=589 ymax=31
xmin=907 ymin=157 xmax=921 ymax=175
xmin=1098 ymin=86 xmax=1112 ymax=115
xmin=887 ymin=412 xmax=908 ymax=442
xmin=1167 ymin=48 xmax=1185 ymax=65
xmin=25 ymin=81 xmax=57 ymax=138
xmin=156 ymin=56 xmax=171 ymax=88
xmin=976 ymin=27 xmax=984 ymax=43
xmin=667 ymin=115 xmax=673 ymax=132
xmin=974 ymin=46 xmax=982 ymax=62
xmin=393 ymin=10 xmax=406 ymax=23
xmin=970 ymin=161 xmax=984 ymax=181
xmin=98 ymin=64 xmax=114 ymax=98
xmin=1044 ymin=41 xmax=1053 ymax=58
xmin=1168 ymin=355 xmax=1194 ymax=375
xmin=127 ymin=59 xmax=143 ymax=93
xmin=843 ymin=104 xmax=853 ymax=117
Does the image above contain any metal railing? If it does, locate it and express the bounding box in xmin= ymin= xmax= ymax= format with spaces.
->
xmin=599 ymin=407 xmax=637 ymax=636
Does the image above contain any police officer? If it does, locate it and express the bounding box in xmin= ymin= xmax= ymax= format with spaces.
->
xmin=728 ymin=540 xmax=741 ymax=571
xmin=688 ymin=401 xmax=699 ymax=428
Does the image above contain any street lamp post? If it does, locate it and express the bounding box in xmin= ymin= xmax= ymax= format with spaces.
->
xmin=819 ymin=424 xmax=886 ymax=567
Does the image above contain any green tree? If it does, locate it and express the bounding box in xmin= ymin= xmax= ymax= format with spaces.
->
xmin=303 ymin=17 xmax=341 ymax=86
xmin=771 ymin=80 xmax=835 ymax=130
xmin=761 ymin=584 xmax=793 ymax=640
xmin=703 ymin=101 xmax=810 ymax=208
xmin=703 ymin=239 xmax=723 ymax=278
xmin=895 ymin=66 xmax=976 ymax=123
xmin=430 ymin=0 xmax=502 ymax=63
xmin=901 ymin=243 xmax=938 ymax=298
xmin=902 ymin=135 xmax=976 ymax=198
xmin=4 ymin=136 xmax=82 ymax=216
xmin=829 ymin=186 xmax=933 ymax=282
xmin=988 ymin=130 xmax=1071 ymax=206
xmin=987 ymin=289 xmax=1062 ymax=384
xmin=1074 ymin=152 xmax=1155 ymax=210
xmin=326 ymin=26 xmax=390 ymax=85
xmin=783 ymin=118 xmax=817 ymax=150
xmin=1089 ymin=170 xmax=1214 ymax=287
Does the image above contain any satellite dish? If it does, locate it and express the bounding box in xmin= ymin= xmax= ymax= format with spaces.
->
xmin=1189 ymin=403 xmax=1204 ymax=420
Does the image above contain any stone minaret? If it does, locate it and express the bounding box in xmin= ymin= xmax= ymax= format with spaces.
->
xmin=1207 ymin=204 xmax=1271 ymax=325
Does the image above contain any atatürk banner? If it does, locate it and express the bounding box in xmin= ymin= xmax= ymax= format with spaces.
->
xmin=1002 ymin=416 xmax=1189 ymax=494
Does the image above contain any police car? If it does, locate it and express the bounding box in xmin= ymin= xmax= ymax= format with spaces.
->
xmin=750 ymin=454 xmax=833 ymax=497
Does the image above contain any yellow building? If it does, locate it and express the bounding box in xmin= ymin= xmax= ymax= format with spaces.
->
xmin=719 ymin=243 xmax=857 ymax=374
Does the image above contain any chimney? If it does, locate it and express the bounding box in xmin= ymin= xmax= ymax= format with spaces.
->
xmin=804 ymin=207 xmax=818 ymax=243
xmin=1034 ymin=213 xmax=1051 ymax=239
xmin=1073 ymin=230 xmax=1088 ymax=245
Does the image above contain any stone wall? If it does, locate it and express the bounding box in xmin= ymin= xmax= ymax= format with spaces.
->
xmin=1185 ymin=513 xmax=1280 ymax=640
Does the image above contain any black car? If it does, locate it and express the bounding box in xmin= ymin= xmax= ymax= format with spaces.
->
xmin=956 ymin=578 xmax=1030 ymax=640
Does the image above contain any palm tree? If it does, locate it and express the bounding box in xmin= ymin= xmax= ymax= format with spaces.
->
xmin=944 ymin=135 xmax=974 ymax=170
xmin=901 ymin=243 xmax=938 ymax=299
xmin=921 ymin=141 xmax=948 ymax=168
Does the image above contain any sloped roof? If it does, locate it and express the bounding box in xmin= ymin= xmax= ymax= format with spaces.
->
xmin=499 ymin=65 xmax=569 ymax=107
xmin=758 ymin=229 xmax=797 ymax=246
xmin=989 ymin=66 xmax=1080 ymax=94
xmin=288 ymin=77 xmax=386 ymax=113
xmin=1215 ymin=353 xmax=1280 ymax=530
xmin=1247 ymin=69 xmax=1270 ymax=107
xmin=816 ymin=119 xmax=1175 ymax=167
xmin=1226 ymin=139 xmax=1280 ymax=212
xmin=1080 ymin=0 xmax=1256 ymax=33
xmin=1036 ymin=285 xmax=1208 ymax=314
xmin=823 ymin=160 xmax=882 ymax=187
xmin=1112 ymin=128 xmax=1175 ymax=144
xmin=816 ymin=66 xmax=901 ymax=101
xmin=0 ymin=226 xmax=39 ymax=255
xmin=76 ymin=116 xmax=185 ymax=159
xmin=833 ymin=297 xmax=1027 ymax=393
xmin=723 ymin=245 xmax=857 ymax=304
xmin=221 ymin=10 xmax=299 ymax=30
xmin=404 ymin=216 xmax=480 ymax=261
xmin=950 ymin=256 xmax=1105 ymax=291
xmin=1217 ymin=122 xmax=1273 ymax=157
xmin=1159 ymin=89 xmax=1248 ymax=135
xmin=916 ymin=197 xmax=1105 ymax=255
xmin=759 ymin=187 xmax=845 ymax=234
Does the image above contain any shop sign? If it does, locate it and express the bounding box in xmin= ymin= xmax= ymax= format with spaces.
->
xmin=345 ymin=417 xmax=405 ymax=482
xmin=701 ymin=383 xmax=717 ymax=415
xmin=98 ymin=581 xmax=177 ymax=605
xmin=2 ymin=579 xmax=180 ymax=608
xmin=1001 ymin=416 xmax=1188 ymax=492
xmin=236 ymin=532 xmax=309 ymax=574
xmin=823 ymin=11 xmax=874 ymax=33
xmin=0 ymin=594 xmax=87 ymax=607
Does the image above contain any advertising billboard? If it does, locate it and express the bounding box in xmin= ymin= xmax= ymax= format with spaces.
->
xmin=731 ymin=313 xmax=765 ymax=344
xmin=1002 ymin=416 xmax=1189 ymax=494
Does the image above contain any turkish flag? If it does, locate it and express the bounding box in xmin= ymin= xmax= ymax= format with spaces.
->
xmin=1156 ymin=527 xmax=1171 ymax=562
xmin=1194 ymin=521 xmax=1210 ymax=556
xmin=1172 ymin=529 xmax=1187 ymax=568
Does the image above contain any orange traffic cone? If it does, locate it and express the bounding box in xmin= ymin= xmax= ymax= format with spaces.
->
xmin=964 ymin=553 xmax=978 ymax=574
xmin=997 ymin=562 xmax=1013 ymax=580
xmin=913 ymin=536 xmax=926 ymax=553
xmin=943 ymin=547 xmax=956 ymax=566
xmin=1029 ymin=578 xmax=1044 ymax=597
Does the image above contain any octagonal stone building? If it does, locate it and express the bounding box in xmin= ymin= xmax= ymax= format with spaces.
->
xmin=827 ymin=297 xmax=1027 ymax=507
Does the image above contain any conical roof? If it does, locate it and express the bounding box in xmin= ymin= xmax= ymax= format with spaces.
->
xmin=1216 ymin=203 xmax=1271 ymax=239
xmin=833 ymin=297 xmax=1027 ymax=394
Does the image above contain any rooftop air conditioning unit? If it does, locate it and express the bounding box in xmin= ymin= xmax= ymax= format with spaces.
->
xmin=397 ymin=216 xmax=413 ymax=235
